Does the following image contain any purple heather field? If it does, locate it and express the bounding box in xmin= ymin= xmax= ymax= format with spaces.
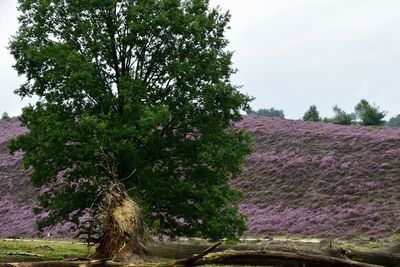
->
xmin=235 ymin=116 xmax=400 ymax=239
xmin=1 ymin=116 xmax=400 ymax=239
xmin=0 ymin=118 xmax=75 ymax=238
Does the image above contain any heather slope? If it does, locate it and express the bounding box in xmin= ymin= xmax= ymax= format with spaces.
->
xmin=0 ymin=118 xmax=38 ymax=237
xmin=235 ymin=116 xmax=400 ymax=238
xmin=1 ymin=116 xmax=400 ymax=239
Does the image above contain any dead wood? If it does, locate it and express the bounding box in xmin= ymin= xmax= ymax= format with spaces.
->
xmin=4 ymin=249 xmax=390 ymax=267
xmin=152 ymin=242 xmax=384 ymax=267
xmin=175 ymin=249 xmax=384 ymax=267
xmin=6 ymin=261 xmax=130 ymax=267
xmin=147 ymin=242 xmax=400 ymax=266
xmin=0 ymin=251 xmax=44 ymax=257
xmin=347 ymin=249 xmax=400 ymax=267
xmin=172 ymin=242 xmax=222 ymax=267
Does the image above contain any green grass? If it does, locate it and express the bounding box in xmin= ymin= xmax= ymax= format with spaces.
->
xmin=0 ymin=239 xmax=94 ymax=261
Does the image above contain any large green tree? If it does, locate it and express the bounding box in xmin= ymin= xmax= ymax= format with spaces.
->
xmin=9 ymin=0 xmax=251 ymax=258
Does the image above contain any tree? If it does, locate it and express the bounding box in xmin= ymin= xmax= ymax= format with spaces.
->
xmin=354 ymin=99 xmax=386 ymax=126
xmin=9 ymin=0 xmax=252 ymax=259
xmin=1 ymin=112 xmax=10 ymax=121
xmin=323 ymin=105 xmax=355 ymax=125
xmin=249 ymin=107 xmax=285 ymax=118
xmin=387 ymin=114 xmax=400 ymax=128
xmin=303 ymin=105 xmax=321 ymax=122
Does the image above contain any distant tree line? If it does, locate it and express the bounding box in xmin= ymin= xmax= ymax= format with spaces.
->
xmin=249 ymin=107 xmax=285 ymax=118
xmin=251 ymin=99 xmax=400 ymax=127
xmin=386 ymin=114 xmax=400 ymax=128
xmin=303 ymin=99 xmax=387 ymax=126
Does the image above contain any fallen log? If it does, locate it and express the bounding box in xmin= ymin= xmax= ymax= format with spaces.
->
xmin=347 ymin=249 xmax=400 ymax=267
xmin=0 ymin=250 xmax=44 ymax=257
xmin=176 ymin=249 xmax=384 ymax=267
xmin=172 ymin=242 xmax=222 ymax=267
xmin=6 ymin=261 xmax=132 ymax=267
xmin=4 ymin=252 xmax=386 ymax=267
xmin=4 ymin=243 xmax=393 ymax=267
xmin=166 ymin=243 xmax=384 ymax=267
xmin=148 ymin=242 xmax=399 ymax=266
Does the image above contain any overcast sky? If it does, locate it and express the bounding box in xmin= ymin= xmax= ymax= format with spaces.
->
xmin=1 ymin=0 xmax=400 ymax=119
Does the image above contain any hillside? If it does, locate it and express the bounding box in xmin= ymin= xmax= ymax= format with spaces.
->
xmin=1 ymin=116 xmax=400 ymax=239
xmin=236 ymin=116 xmax=400 ymax=239
xmin=0 ymin=118 xmax=38 ymax=237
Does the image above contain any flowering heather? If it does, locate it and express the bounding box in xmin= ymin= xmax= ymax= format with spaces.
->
xmin=0 ymin=118 xmax=75 ymax=238
xmin=0 ymin=118 xmax=37 ymax=237
xmin=235 ymin=115 xmax=400 ymax=239
xmin=1 ymin=116 xmax=400 ymax=239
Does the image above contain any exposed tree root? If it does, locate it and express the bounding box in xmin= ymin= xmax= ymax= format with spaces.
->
xmin=91 ymin=183 xmax=144 ymax=263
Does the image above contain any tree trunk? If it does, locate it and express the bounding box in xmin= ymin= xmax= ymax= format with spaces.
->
xmin=91 ymin=183 xmax=144 ymax=262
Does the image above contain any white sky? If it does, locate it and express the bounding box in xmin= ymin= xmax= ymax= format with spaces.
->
xmin=1 ymin=0 xmax=400 ymax=119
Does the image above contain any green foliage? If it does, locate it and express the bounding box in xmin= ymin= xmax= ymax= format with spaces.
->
xmin=1 ymin=112 xmax=10 ymax=121
xmin=302 ymin=105 xmax=321 ymax=122
xmin=249 ymin=107 xmax=285 ymax=118
xmin=323 ymin=105 xmax=355 ymax=125
xmin=9 ymin=0 xmax=252 ymax=241
xmin=387 ymin=114 xmax=400 ymax=128
xmin=355 ymin=99 xmax=386 ymax=126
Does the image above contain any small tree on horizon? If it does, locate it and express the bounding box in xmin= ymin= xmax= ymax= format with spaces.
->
xmin=355 ymin=99 xmax=386 ymax=126
xmin=387 ymin=114 xmax=400 ymax=128
xmin=1 ymin=112 xmax=10 ymax=121
xmin=324 ymin=105 xmax=355 ymax=125
xmin=303 ymin=105 xmax=321 ymax=122
xmin=249 ymin=107 xmax=285 ymax=118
